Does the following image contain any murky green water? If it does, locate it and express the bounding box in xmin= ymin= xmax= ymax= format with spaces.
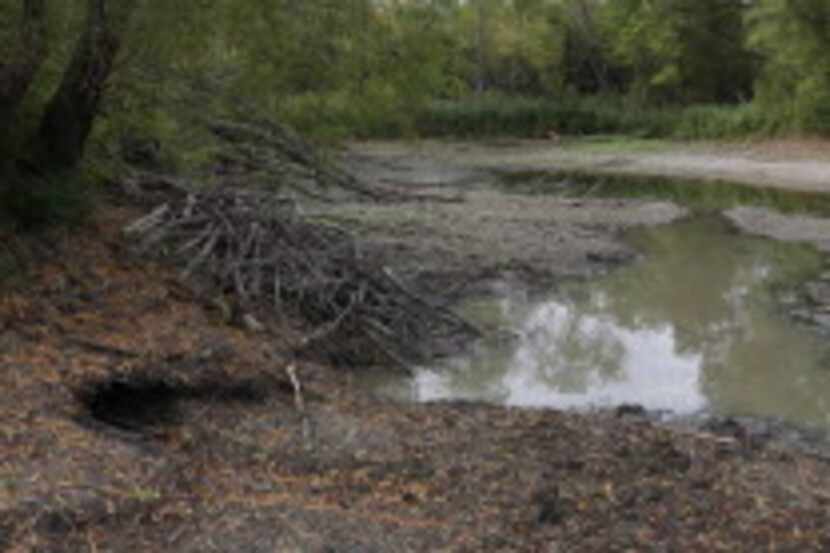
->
xmin=371 ymin=217 xmax=830 ymax=428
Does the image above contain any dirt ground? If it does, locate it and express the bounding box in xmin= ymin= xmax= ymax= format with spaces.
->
xmin=3 ymin=140 xmax=830 ymax=551
xmin=338 ymin=140 xmax=686 ymax=296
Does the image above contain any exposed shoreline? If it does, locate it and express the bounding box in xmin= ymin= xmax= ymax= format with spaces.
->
xmin=346 ymin=137 xmax=830 ymax=193
xmin=4 ymin=138 xmax=830 ymax=550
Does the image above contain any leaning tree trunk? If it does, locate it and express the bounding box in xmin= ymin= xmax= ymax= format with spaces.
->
xmin=33 ymin=0 xmax=136 ymax=170
xmin=0 ymin=0 xmax=48 ymax=162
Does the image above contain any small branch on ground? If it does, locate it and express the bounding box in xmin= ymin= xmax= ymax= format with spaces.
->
xmin=285 ymin=363 xmax=305 ymax=412
xmin=63 ymin=336 xmax=143 ymax=359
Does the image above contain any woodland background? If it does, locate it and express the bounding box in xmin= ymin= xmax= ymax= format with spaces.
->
xmin=1 ymin=0 xmax=829 ymax=227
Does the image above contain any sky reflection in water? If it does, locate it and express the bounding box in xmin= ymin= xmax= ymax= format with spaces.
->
xmin=376 ymin=218 xmax=830 ymax=427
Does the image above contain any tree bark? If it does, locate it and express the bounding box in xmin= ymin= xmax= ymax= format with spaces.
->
xmin=33 ymin=0 xmax=136 ymax=170
xmin=0 ymin=0 xmax=48 ymax=155
xmin=474 ymin=0 xmax=489 ymax=94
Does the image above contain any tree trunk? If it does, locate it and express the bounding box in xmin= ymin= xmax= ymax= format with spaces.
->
xmin=572 ymin=0 xmax=610 ymax=94
xmin=474 ymin=0 xmax=489 ymax=94
xmin=33 ymin=0 xmax=136 ymax=170
xmin=0 ymin=0 xmax=48 ymax=158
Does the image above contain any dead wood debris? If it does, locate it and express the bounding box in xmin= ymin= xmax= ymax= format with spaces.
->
xmin=123 ymin=186 xmax=478 ymax=367
xmin=116 ymin=117 xmax=408 ymax=207
xmin=208 ymin=119 xmax=401 ymax=203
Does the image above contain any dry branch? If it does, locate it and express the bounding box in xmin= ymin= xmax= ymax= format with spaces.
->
xmin=208 ymin=119 xmax=401 ymax=203
xmin=124 ymin=187 xmax=478 ymax=367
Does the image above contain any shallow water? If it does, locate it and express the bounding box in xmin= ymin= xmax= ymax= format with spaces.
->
xmin=371 ymin=217 xmax=830 ymax=428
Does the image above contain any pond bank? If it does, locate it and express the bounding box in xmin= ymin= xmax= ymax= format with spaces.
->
xmin=338 ymin=140 xmax=690 ymax=296
xmin=340 ymin=137 xmax=830 ymax=292
xmin=4 ymin=139 xmax=830 ymax=550
xmin=346 ymin=137 xmax=830 ymax=194
xmin=341 ymin=138 xmax=830 ymax=332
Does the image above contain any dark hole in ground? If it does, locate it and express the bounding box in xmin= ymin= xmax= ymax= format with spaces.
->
xmin=75 ymin=372 xmax=268 ymax=432
xmin=0 ymin=513 xmax=15 ymax=552
xmin=34 ymin=510 xmax=76 ymax=537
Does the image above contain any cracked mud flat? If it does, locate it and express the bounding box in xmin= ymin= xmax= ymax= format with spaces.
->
xmin=4 ymin=142 xmax=830 ymax=551
xmin=337 ymin=143 xmax=686 ymax=296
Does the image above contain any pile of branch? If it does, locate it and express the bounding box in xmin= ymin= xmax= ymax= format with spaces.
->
xmin=208 ymin=119 xmax=402 ymax=204
xmin=124 ymin=187 xmax=478 ymax=367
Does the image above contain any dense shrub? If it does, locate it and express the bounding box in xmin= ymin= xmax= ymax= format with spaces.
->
xmin=414 ymin=94 xmax=769 ymax=140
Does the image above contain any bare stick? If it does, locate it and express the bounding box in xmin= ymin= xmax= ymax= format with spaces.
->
xmin=125 ymin=186 xmax=478 ymax=366
xmin=285 ymin=362 xmax=305 ymax=412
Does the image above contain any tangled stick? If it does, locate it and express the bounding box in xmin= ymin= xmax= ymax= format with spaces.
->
xmin=124 ymin=187 xmax=478 ymax=367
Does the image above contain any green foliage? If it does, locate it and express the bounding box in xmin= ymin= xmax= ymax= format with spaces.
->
xmin=458 ymin=0 xmax=567 ymax=94
xmin=670 ymin=104 xmax=769 ymax=140
xmin=63 ymin=0 xmax=464 ymax=145
xmin=279 ymin=88 xmax=414 ymax=141
xmin=3 ymin=0 xmax=830 ymax=205
xmin=417 ymin=94 xmax=768 ymax=140
xmin=747 ymin=0 xmax=830 ymax=134
xmin=600 ymin=0 xmax=754 ymax=104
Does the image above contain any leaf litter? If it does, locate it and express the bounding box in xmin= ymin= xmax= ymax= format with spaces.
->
xmin=1 ymin=185 xmax=830 ymax=552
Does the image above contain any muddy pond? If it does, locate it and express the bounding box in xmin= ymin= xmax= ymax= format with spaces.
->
xmin=370 ymin=216 xmax=830 ymax=429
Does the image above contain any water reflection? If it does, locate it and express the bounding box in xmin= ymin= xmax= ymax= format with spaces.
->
xmin=374 ymin=217 xmax=830 ymax=428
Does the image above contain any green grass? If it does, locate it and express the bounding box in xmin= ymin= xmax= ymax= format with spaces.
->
xmin=277 ymin=90 xmax=419 ymax=141
xmin=559 ymin=135 xmax=675 ymax=154
xmin=497 ymin=168 xmax=830 ymax=217
xmin=416 ymin=94 xmax=771 ymax=140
